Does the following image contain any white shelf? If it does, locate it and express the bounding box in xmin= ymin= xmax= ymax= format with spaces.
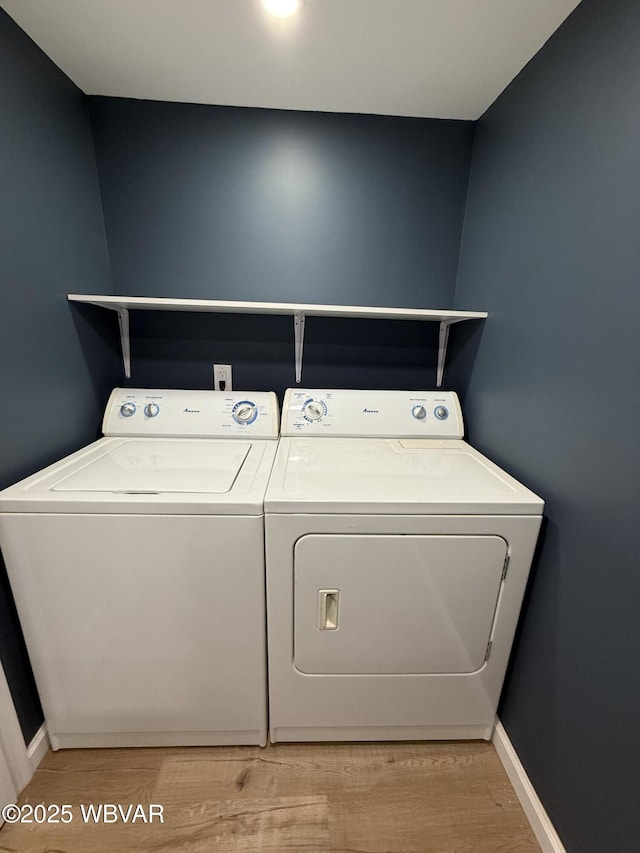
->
xmin=68 ymin=294 xmax=487 ymax=386
xmin=67 ymin=294 xmax=486 ymax=323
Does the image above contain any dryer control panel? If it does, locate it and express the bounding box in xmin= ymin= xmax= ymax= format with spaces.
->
xmin=103 ymin=389 xmax=279 ymax=438
xmin=282 ymin=389 xmax=463 ymax=438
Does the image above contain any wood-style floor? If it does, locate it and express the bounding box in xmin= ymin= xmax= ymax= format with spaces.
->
xmin=1 ymin=741 xmax=541 ymax=852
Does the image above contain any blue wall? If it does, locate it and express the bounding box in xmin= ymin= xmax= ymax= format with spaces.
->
xmin=88 ymin=98 xmax=475 ymax=392
xmin=122 ymin=310 xmax=447 ymax=400
xmin=88 ymin=98 xmax=474 ymax=307
xmin=454 ymin=0 xmax=640 ymax=849
xmin=0 ymin=9 xmax=120 ymax=741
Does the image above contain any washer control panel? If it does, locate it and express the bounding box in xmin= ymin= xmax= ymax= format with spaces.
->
xmin=103 ymin=389 xmax=279 ymax=438
xmin=282 ymin=389 xmax=463 ymax=438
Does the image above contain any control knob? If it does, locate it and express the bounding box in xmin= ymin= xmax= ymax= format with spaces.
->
xmin=305 ymin=402 xmax=325 ymax=421
xmin=234 ymin=403 xmax=258 ymax=423
xmin=144 ymin=402 xmax=160 ymax=418
xmin=434 ymin=406 xmax=449 ymax=420
xmin=411 ymin=405 xmax=427 ymax=420
xmin=120 ymin=402 xmax=136 ymax=418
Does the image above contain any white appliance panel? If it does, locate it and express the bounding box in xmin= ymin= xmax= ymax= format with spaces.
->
xmin=266 ymin=513 xmax=543 ymax=743
xmin=0 ymin=513 xmax=268 ymax=747
xmin=103 ymin=388 xmax=279 ymax=438
xmin=283 ymin=439 xmax=518 ymax=501
xmin=294 ymin=534 xmax=507 ymax=675
xmin=266 ymin=437 xmax=543 ymax=515
xmin=0 ymin=437 xmax=278 ymax=515
xmin=282 ymin=389 xmax=464 ymax=438
xmin=52 ymin=439 xmax=251 ymax=494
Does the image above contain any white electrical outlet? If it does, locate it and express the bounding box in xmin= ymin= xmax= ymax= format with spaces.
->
xmin=213 ymin=364 xmax=233 ymax=392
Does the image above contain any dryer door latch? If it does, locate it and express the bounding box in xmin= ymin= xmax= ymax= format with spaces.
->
xmin=317 ymin=590 xmax=340 ymax=630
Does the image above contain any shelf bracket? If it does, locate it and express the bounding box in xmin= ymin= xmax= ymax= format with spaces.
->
xmin=68 ymin=294 xmax=487 ymax=387
xmin=437 ymin=321 xmax=451 ymax=388
xmin=294 ymin=311 xmax=306 ymax=383
xmin=116 ymin=308 xmax=131 ymax=379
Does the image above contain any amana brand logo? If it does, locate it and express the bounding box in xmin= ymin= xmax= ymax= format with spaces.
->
xmin=362 ymin=408 xmax=380 ymax=414
xmin=183 ymin=408 xmax=200 ymax=413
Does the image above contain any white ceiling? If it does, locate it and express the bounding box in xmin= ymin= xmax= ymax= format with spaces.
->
xmin=1 ymin=0 xmax=581 ymax=120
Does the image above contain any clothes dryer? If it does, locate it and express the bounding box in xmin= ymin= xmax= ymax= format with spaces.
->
xmin=265 ymin=389 xmax=543 ymax=742
xmin=0 ymin=388 xmax=279 ymax=748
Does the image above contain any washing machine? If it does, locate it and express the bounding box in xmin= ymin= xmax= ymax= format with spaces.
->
xmin=265 ymin=388 xmax=544 ymax=742
xmin=0 ymin=388 xmax=279 ymax=749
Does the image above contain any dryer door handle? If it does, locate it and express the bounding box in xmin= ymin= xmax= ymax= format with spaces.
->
xmin=317 ymin=590 xmax=340 ymax=630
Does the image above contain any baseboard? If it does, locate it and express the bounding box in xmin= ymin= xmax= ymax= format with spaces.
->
xmin=492 ymin=719 xmax=566 ymax=853
xmin=0 ymin=665 xmax=32 ymax=792
xmin=27 ymin=725 xmax=49 ymax=773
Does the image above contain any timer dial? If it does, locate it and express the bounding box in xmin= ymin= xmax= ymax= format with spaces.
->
xmin=144 ymin=402 xmax=160 ymax=418
xmin=302 ymin=399 xmax=327 ymax=422
xmin=232 ymin=401 xmax=258 ymax=425
xmin=120 ymin=402 xmax=136 ymax=418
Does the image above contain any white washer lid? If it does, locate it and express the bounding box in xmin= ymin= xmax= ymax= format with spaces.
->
xmin=52 ymin=439 xmax=251 ymax=494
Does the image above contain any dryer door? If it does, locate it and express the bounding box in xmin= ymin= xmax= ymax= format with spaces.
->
xmin=294 ymin=534 xmax=507 ymax=675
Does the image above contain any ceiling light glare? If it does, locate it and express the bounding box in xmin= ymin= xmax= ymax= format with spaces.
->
xmin=262 ymin=0 xmax=299 ymax=18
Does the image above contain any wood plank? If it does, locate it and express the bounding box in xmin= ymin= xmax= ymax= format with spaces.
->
xmin=0 ymin=742 xmax=540 ymax=853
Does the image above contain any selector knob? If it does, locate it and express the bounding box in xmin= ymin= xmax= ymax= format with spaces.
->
xmin=234 ymin=403 xmax=258 ymax=423
xmin=305 ymin=403 xmax=324 ymax=421
xmin=434 ymin=406 xmax=449 ymax=420
xmin=120 ymin=402 xmax=136 ymax=418
xmin=144 ymin=402 xmax=160 ymax=418
xmin=412 ymin=405 xmax=427 ymax=420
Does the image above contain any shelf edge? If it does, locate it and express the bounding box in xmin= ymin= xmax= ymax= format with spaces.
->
xmin=67 ymin=294 xmax=487 ymax=322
